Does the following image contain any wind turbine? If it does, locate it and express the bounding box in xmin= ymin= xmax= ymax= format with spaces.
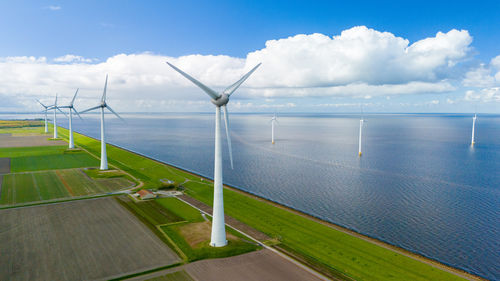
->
xmin=358 ymin=111 xmax=364 ymax=157
xmin=58 ymin=89 xmax=83 ymax=149
xmin=35 ymin=99 xmax=52 ymax=133
xmin=49 ymin=94 xmax=67 ymax=139
xmin=471 ymin=113 xmax=477 ymax=146
xmin=271 ymin=112 xmax=278 ymax=144
xmin=80 ymin=75 xmax=123 ymax=170
xmin=167 ymin=61 xmax=261 ymax=247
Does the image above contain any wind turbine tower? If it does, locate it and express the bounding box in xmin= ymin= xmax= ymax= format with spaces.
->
xmin=471 ymin=113 xmax=477 ymax=146
xmin=167 ymin=62 xmax=261 ymax=247
xmin=50 ymin=94 xmax=67 ymax=138
xmin=358 ymin=111 xmax=364 ymax=157
xmin=80 ymin=75 xmax=123 ymax=170
xmin=271 ymin=113 xmax=277 ymax=144
xmin=53 ymin=94 xmax=59 ymax=138
xmin=58 ymin=89 xmax=82 ymax=149
xmin=36 ymin=99 xmax=52 ymax=133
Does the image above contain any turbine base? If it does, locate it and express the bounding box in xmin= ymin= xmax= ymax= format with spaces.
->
xmin=359 ymin=152 xmax=362 ymax=156
xmin=210 ymin=240 xmax=228 ymax=247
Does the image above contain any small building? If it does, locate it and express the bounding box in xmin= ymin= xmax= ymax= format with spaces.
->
xmin=135 ymin=189 xmax=156 ymax=200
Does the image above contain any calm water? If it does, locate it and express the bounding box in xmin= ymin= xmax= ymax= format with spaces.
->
xmin=6 ymin=113 xmax=500 ymax=280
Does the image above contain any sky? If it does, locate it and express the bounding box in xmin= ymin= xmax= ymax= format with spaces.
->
xmin=0 ymin=0 xmax=499 ymax=113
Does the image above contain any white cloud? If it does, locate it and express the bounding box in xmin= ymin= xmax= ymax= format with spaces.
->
xmin=0 ymin=26 xmax=477 ymax=111
xmin=53 ymin=55 xmax=96 ymax=63
xmin=45 ymin=5 xmax=61 ymax=11
xmin=463 ymin=55 xmax=500 ymax=87
xmin=246 ymin=27 xmax=471 ymax=87
xmin=465 ymin=88 xmax=500 ymax=102
xmin=244 ymin=81 xmax=455 ymax=99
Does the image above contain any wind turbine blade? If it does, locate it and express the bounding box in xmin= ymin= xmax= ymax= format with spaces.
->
xmin=57 ymin=107 xmax=68 ymax=118
xmin=105 ymin=104 xmax=125 ymax=122
xmin=36 ymin=99 xmax=47 ymax=109
xmin=166 ymin=62 xmax=220 ymax=100
xmin=222 ymin=105 xmax=233 ymax=169
xmin=101 ymin=75 xmax=108 ymax=103
xmin=55 ymin=93 xmax=58 ymax=106
xmin=79 ymin=105 xmax=101 ymax=114
xmin=73 ymin=108 xmax=83 ymax=120
xmin=71 ymin=88 xmax=79 ymax=106
xmin=223 ymin=63 xmax=261 ymax=96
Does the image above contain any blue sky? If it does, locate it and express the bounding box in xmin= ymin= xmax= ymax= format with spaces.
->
xmin=0 ymin=0 xmax=499 ymax=113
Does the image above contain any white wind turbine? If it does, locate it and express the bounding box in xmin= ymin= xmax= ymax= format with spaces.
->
xmin=49 ymin=94 xmax=67 ymax=139
xmin=58 ymin=89 xmax=83 ymax=149
xmin=35 ymin=99 xmax=53 ymax=133
xmin=358 ymin=111 xmax=364 ymax=157
xmin=80 ymin=75 xmax=124 ymax=170
xmin=271 ymin=112 xmax=278 ymax=144
xmin=167 ymin=62 xmax=261 ymax=247
xmin=471 ymin=113 xmax=477 ymax=146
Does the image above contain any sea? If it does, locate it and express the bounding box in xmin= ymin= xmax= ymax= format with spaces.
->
xmin=3 ymin=112 xmax=499 ymax=280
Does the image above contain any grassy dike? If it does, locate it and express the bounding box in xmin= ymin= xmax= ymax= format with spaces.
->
xmin=53 ymin=124 xmax=475 ymax=281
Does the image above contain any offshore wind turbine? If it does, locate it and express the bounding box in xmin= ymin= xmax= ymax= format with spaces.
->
xmin=80 ymin=75 xmax=124 ymax=170
xmin=358 ymin=112 xmax=364 ymax=157
xmin=58 ymin=89 xmax=82 ymax=149
xmin=471 ymin=113 xmax=477 ymax=146
xmin=35 ymin=99 xmax=52 ymax=133
xmin=271 ymin=112 xmax=278 ymax=144
xmin=167 ymin=61 xmax=261 ymax=247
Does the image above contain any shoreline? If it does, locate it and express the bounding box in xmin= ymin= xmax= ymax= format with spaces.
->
xmin=60 ymin=125 xmax=485 ymax=280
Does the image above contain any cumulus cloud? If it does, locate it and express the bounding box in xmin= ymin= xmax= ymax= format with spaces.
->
xmin=0 ymin=26 xmax=476 ymax=111
xmin=246 ymin=27 xmax=471 ymax=87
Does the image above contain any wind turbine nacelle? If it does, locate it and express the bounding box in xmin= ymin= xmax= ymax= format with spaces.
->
xmin=211 ymin=94 xmax=229 ymax=107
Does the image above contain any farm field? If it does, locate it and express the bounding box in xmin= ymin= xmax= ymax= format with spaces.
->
xmin=0 ymin=134 xmax=67 ymax=148
xmin=130 ymin=250 xmax=324 ymax=281
xmin=0 ymin=197 xmax=180 ymax=281
xmin=0 ymin=168 xmax=133 ymax=205
xmin=0 ymin=145 xmax=99 ymax=172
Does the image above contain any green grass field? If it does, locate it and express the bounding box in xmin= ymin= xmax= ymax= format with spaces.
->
xmin=0 ymin=169 xmax=133 ymax=205
xmin=120 ymin=198 xmax=184 ymax=225
xmin=51 ymin=123 xmax=468 ymax=280
xmin=0 ymin=123 xmax=45 ymax=135
xmin=0 ymin=146 xmax=99 ymax=172
xmin=117 ymin=196 xmax=259 ymax=262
